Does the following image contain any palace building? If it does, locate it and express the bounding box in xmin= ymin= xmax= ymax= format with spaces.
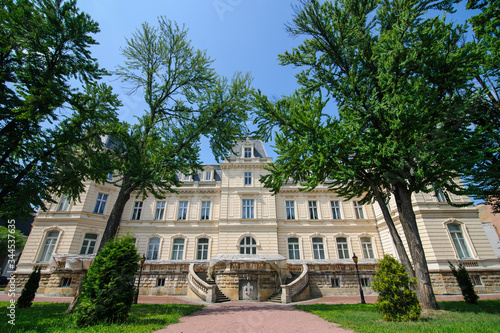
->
xmin=11 ymin=139 xmax=500 ymax=302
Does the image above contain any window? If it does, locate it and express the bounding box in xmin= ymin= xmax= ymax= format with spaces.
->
xmin=436 ymin=189 xmax=446 ymax=203
xmin=205 ymin=171 xmax=212 ymax=181
xmin=131 ymin=201 xmax=143 ymax=220
xmin=157 ymin=278 xmax=166 ymax=287
xmin=178 ymin=201 xmax=188 ymax=220
xmin=361 ymin=237 xmax=374 ymax=259
xmin=288 ymin=237 xmax=300 ymax=259
xmin=60 ymin=277 xmax=72 ymax=287
xmin=39 ymin=231 xmax=59 ymax=262
xmin=244 ymin=172 xmax=252 ymax=185
xmin=57 ymin=195 xmax=69 ymax=212
xmin=240 ymin=236 xmax=257 ymax=255
xmin=197 ymin=238 xmax=209 ymax=260
xmin=331 ymin=278 xmax=340 ymax=287
xmin=93 ymin=193 xmax=108 ymax=214
xmin=171 ymin=238 xmax=185 ymax=260
xmin=200 ymin=201 xmax=211 ymax=220
xmin=331 ymin=201 xmax=341 ymax=219
xmin=308 ymin=201 xmax=319 ymax=220
xmin=354 ymin=201 xmax=364 ymax=219
xmin=147 ymin=238 xmax=160 ymax=260
xmin=155 ymin=201 xmax=166 ymax=220
xmin=107 ymin=173 xmax=113 ymax=180
xmin=360 ymin=277 xmax=370 ymax=287
xmin=447 ymin=224 xmax=471 ymax=259
xmin=183 ymin=174 xmax=191 ymax=181
xmin=285 ymin=201 xmax=295 ymax=220
xmin=337 ymin=237 xmax=349 ymax=259
xmin=242 ymin=199 xmax=254 ymax=219
xmin=312 ymin=237 xmax=325 ymax=259
xmin=80 ymin=233 xmax=98 ymax=255
xmin=244 ymin=147 xmax=252 ymax=158
xmin=471 ymin=275 xmax=482 ymax=286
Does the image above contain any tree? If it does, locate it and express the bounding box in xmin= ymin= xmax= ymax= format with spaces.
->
xmin=449 ymin=261 xmax=479 ymax=304
xmin=16 ymin=266 xmax=41 ymax=308
xmin=74 ymin=236 xmax=139 ymax=327
xmin=254 ymin=0 xmax=478 ymax=309
xmin=97 ymin=18 xmax=253 ymax=249
xmin=0 ymin=0 xmax=120 ymax=220
xmin=463 ymin=1 xmax=500 ymax=211
xmin=372 ymin=255 xmax=421 ymax=321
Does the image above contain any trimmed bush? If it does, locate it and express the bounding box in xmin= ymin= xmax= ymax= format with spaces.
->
xmin=372 ymin=255 xmax=421 ymax=321
xmin=449 ymin=261 xmax=479 ymax=304
xmin=17 ymin=266 xmax=42 ymax=309
xmin=74 ymin=236 xmax=139 ymax=327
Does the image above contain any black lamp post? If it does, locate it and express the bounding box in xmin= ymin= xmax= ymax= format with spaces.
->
xmin=352 ymin=253 xmax=366 ymax=304
xmin=134 ymin=254 xmax=146 ymax=304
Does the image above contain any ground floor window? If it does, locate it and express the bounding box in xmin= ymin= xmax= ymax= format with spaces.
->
xmin=288 ymin=237 xmax=300 ymax=259
xmin=60 ymin=277 xmax=72 ymax=287
xmin=312 ymin=237 xmax=325 ymax=259
xmin=147 ymin=238 xmax=160 ymax=260
xmin=157 ymin=278 xmax=166 ymax=287
xmin=336 ymin=237 xmax=349 ymax=259
xmin=240 ymin=236 xmax=257 ymax=255
xmin=171 ymin=238 xmax=185 ymax=260
xmin=197 ymin=238 xmax=209 ymax=260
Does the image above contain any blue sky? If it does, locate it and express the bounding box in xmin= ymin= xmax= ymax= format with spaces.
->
xmin=76 ymin=0 xmax=477 ymax=164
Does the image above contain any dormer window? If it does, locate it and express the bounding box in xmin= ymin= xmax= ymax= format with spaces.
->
xmin=244 ymin=147 xmax=252 ymax=158
xmin=205 ymin=171 xmax=212 ymax=181
xmin=183 ymin=174 xmax=191 ymax=181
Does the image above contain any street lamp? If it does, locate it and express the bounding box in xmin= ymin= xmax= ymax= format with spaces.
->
xmin=134 ymin=254 xmax=146 ymax=304
xmin=352 ymin=253 xmax=366 ymax=304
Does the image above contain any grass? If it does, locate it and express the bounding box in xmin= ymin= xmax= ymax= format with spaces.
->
xmin=295 ymin=300 xmax=500 ymax=333
xmin=0 ymin=301 xmax=203 ymax=333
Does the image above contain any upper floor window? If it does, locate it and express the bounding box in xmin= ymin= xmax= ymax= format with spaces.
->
xmin=242 ymin=199 xmax=254 ymax=219
xmin=155 ymin=201 xmax=166 ymax=220
xmin=361 ymin=237 xmax=374 ymax=259
xmin=197 ymin=238 xmax=209 ymax=260
xmin=178 ymin=201 xmax=188 ymax=220
xmin=107 ymin=173 xmax=113 ymax=180
xmin=80 ymin=233 xmax=98 ymax=255
xmin=447 ymin=224 xmax=472 ymax=259
xmin=436 ymin=189 xmax=446 ymax=203
xmin=200 ymin=201 xmax=211 ymax=220
xmin=244 ymin=147 xmax=252 ymax=158
xmin=205 ymin=171 xmax=212 ymax=181
xmin=286 ymin=201 xmax=295 ymax=220
xmin=354 ymin=201 xmax=364 ymax=219
xmin=57 ymin=195 xmax=69 ymax=212
xmin=171 ymin=238 xmax=185 ymax=260
xmin=244 ymin=172 xmax=252 ymax=185
xmin=93 ymin=193 xmax=108 ymax=214
xmin=331 ymin=200 xmax=341 ymax=219
xmin=39 ymin=231 xmax=59 ymax=262
xmin=131 ymin=201 xmax=143 ymax=220
xmin=308 ymin=201 xmax=319 ymax=220
xmin=312 ymin=237 xmax=325 ymax=259
xmin=336 ymin=237 xmax=349 ymax=259
xmin=288 ymin=237 xmax=300 ymax=259
xmin=147 ymin=238 xmax=160 ymax=260
xmin=240 ymin=236 xmax=257 ymax=255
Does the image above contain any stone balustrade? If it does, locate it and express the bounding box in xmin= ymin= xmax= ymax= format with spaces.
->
xmin=187 ymin=263 xmax=216 ymax=303
xmin=281 ymin=264 xmax=309 ymax=303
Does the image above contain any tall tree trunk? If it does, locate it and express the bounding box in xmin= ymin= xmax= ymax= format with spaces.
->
xmin=98 ymin=175 xmax=138 ymax=251
xmin=371 ymin=185 xmax=415 ymax=278
xmin=393 ymin=182 xmax=438 ymax=310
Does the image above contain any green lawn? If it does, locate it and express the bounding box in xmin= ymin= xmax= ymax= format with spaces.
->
xmin=0 ymin=302 xmax=203 ymax=333
xmin=295 ymin=300 xmax=500 ymax=333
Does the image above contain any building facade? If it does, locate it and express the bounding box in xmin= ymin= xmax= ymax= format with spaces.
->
xmin=11 ymin=139 xmax=500 ymax=302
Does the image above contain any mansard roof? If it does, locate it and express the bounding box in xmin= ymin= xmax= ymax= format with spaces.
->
xmin=227 ymin=138 xmax=268 ymax=159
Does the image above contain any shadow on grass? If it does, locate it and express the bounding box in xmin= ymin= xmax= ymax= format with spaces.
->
xmin=437 ymin=300 xmax=500 ymax=315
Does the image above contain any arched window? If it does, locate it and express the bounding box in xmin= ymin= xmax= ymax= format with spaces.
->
xmin=447 ymin=224 xmax=471 ymax=259
xmin=171 ymin=238 xmax=185 ymax=260
xmin=197 ymin=238 xmax=209 ymax=260
xmin=39 ymin=231 xmax=59 ymax=262
xmin=80 ymin=233 xmax=98 ymax=255
xmin=336 ymin=237 xmax=349 ymax=259
xmin=288 ymin=237 xmax=300 ymax=259
xmin=360 ymin=237 xmax=374 ymax=259
xmin=240 ymin=236 xmax=256 ymax=255
xmin=312 ymin=237 xmax=325 ymax=259
xmin=147 ymin=238 xmax=160 ymax=260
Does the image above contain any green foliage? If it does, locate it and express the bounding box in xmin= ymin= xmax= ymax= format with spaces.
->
xmin=74 ymin=236 xmax=139 ymax=327
xmin=0 ymin=0 xmax=120 ymax=219
xmin=372 ymin=255 xmax=421 ymax=321
xmin=16 ymin=266 xmax=42 ymax=309
xmin=449 ymin=261 xmax=479 ymax=304
xmin=0 ymin=302 xmax=203 ymax=333
xmin=0 ymin=226 xmax=25 ymax=257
